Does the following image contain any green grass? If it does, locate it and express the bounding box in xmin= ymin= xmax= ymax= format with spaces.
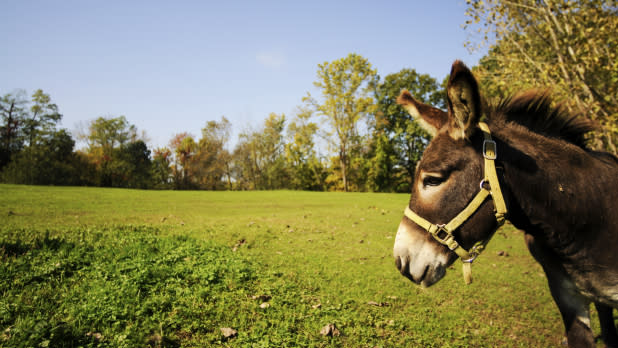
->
xmin=0 ymin=184 xmax=601 ymax=347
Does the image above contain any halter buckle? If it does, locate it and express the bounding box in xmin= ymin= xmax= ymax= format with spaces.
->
xmin=483 ymin=140 xmax=497 ymax=160
xmin=432 ymin=224 xmax=459 ymax=251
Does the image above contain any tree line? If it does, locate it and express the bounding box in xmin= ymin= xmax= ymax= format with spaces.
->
xmin=2 ymin=0 xmax=615 ymax=192
xmin=0 ymin=60 xmax=442 ymax=192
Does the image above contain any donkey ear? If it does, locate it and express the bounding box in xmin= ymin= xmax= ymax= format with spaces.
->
xmin=446 ymin=60 xmax=481 ymax=139
xmin=397 ymin=90 xmax=448 ymax=137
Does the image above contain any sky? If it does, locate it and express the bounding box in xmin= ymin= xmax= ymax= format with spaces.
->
xmin=1 ymin=0 xmax=487 ymax=150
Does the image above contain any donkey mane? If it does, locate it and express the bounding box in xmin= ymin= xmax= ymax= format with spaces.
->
xmin=491 ymin=90 xmax=596 ymax=149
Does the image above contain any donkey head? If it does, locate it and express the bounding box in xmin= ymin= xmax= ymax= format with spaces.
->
xmin=393 ymin=61 xmax=503 ymax=287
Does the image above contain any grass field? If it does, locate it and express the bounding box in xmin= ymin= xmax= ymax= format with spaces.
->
xmin=0 ymin=184 xmax=604 ymax=347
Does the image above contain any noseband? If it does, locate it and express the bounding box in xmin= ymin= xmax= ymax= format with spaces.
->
xmin=403 ymin=122 xmax=508 ymax=284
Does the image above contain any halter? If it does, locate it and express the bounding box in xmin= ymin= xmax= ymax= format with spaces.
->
xmin=403 ymin=122 xmax=508 ymax=284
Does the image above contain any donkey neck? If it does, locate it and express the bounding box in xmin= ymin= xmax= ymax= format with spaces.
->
xmin=491 ymin=122 xmax=616 ymax=259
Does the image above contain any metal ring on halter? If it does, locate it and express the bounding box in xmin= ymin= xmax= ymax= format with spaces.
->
xmin=479 ymin=179 xmax=489 ymax=191
xmin=461 ymin=254 xmax=479 ymax=263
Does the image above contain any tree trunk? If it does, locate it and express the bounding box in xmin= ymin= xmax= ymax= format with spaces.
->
xmin=340 ymin=145 xmax=348 ymax=192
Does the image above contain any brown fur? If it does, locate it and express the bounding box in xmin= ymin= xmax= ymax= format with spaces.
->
xmin=397 ymin=90 xmax=447 ymax=135
xmin=446 ymin=60 xmax=482 ymax=139
xmin=395 ymin=61 xmax=618 ymax=348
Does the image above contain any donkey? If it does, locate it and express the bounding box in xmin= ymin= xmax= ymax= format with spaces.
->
xmin=393 ymin=60 xmax=618 ymax=348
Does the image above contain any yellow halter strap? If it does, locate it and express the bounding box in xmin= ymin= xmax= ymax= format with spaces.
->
xmin=403 ymin=122 xmax=507 ymax=284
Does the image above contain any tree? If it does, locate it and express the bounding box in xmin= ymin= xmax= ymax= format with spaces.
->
xmin=231 ymin=138 xmax=255 ymax=190
xmin=24 ymin=89 xmax=62 ymax=147
xmin=71 ymin=150 xmax=98 ymax=186
xmin=0 ymin=89 xmax=70 ymax=183
xmin=464 ymin=0 xmax=618 ymax=152
xmin=0 ymin=91 xmax=27 ymax=169
xmin=305 ymin=53 xmax=378 ymax=191
xmin=285 ymin=106 xmax=325 ymax=190
xmin=20 ymin=89 xmax=63 ymax=183
xmin=261 ymin=113 xmax=288 ymax=189
xmin=116 ymin=140 xmax=152 ymax=189
xmin=83 ymin=115 xmax=145 ymax=187
xmin=1 ymin=129 xmax=79 ymax=185
xmin=370 ymin=69 xmax=445 ymax=192
xmin=169 ymin=133 xmax=197 ymax=189
xmin=152 ymin=147 xmax=173 ymax=189
xmin=232 ymin=113 xmax=288 ymax=190
xmin=193 ymin=117 xmax=232 ymax=190
xmin=86 ymin=116 xmax=137 ymax=156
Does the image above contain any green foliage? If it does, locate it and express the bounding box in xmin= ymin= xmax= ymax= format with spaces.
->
xmin=306 ymin=53 xmax=379 ymax=191
xmin=194 ymin=117 xmax=233 ymax=190
xmin=79 ymin=115 xmax=152 ymax=188
xmin=0 ymin=90 xmax=42 ymax=170
xmin=85 ymin=116 xmax=137 ymax=155
xmin=233 ymin=113 xmax=289 ymax=190
xmin=24 ymin=89 xmax=62 ymax=148
xmin=0 ymin=90 xmax=98 ymax=187
xmin=116 ymin=140 xmax=152 ymax=189
xmin=1 ymin=55 xmax=449 ymax=192
xmin=168 ymin=132 xmax=197 ymax=189
xmin=285 ymin=106 xmax=326 ymax=191
xmin=0 ymin=225 xmax=254 ymax=347
xmin=151 ymin=147 xmax=173 ymax=189
xmin=465 ymin=0 xmax=618 ymax=153
xmin=1 ymin=130 xmax=80 ymax=185
xmin=368 ymin=69 xmax=443 ymax=192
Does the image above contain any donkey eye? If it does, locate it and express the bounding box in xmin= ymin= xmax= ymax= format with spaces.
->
xmin=423 ymin=175 xmax=445 ymax=187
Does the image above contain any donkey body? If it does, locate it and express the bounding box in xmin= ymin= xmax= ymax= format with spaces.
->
xmin=393 ymin=61 xmax=618 ymax=347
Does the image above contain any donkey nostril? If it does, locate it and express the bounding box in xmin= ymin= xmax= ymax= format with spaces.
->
xmin=396 ymin=256 xmax=412 ymax=277
xmin=395 ymin=257 xmax=402 ymax=271
xmin=395 ymin=256 xmax=424 ymax=285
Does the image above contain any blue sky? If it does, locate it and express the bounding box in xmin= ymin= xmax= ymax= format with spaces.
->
xmin=1 ymin=1 xmax=486 ymax=149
